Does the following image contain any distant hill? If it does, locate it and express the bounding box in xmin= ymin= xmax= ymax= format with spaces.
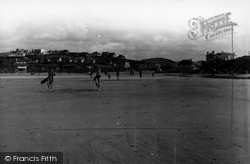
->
xmin=193 ymin=60 xmax=205 ymax=66
xmin=235 ymin=56 xmax=250 ymax=73
xmin=142 ymin=58 xmax=177 ymax=66
xmin=235 ymin=56 xmax=250 ymax=64
xmin=235 ymin=55 xmax=250 ymax=60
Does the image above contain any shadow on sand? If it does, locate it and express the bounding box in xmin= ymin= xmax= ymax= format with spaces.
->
xmin=39 ymin=88 xmax=97 ymax=93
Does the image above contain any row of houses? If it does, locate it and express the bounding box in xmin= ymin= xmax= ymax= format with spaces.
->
xmin=2 ymin=49 xmax=248 ymax=74
xmin=2 ymin=49 xmax=46 ymax=57
xmin=0 ymin=49 xmax=83 ymax=57
xmin=0 ymin=51 xmax=129 ymax=73
xmin=0 ymin=48 xmax=121 ymax=58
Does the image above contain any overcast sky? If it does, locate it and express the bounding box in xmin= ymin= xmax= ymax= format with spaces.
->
xmin=0 ymin=0 xmax=250 ymax=60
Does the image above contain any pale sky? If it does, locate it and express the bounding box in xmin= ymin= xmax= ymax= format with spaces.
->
xmin=0 ymin=0 xmax=250 ymax=60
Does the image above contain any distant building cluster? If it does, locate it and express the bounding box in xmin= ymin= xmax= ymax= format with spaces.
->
xmin=204 ymin=50 xmax=250 ymax=74
xmin=1 ymin=48 xmax=46 ymax=57
xmin=206 ymin=51 xmax=235 ymax=62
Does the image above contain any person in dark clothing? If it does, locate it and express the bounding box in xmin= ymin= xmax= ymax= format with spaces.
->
xmin=47 ymin=68 xmax=55 ymax=91
xmin=107 ymin=72 xmax=111 ymax=80
xmin=89 ymin=70 xmax=93 ymax=78
xmin=116 ymin=70 xmax=120 ymax=80
xmin=139 ymin=70 xmax=142 ymax=78
xmin=93 ymin=66 xmax=101 ymax=91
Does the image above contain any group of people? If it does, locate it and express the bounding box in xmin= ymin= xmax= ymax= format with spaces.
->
xmin=44 ymin=67 xmax=155 ymax=91
xmin=45 ymin=66 xmax=102 ymax=92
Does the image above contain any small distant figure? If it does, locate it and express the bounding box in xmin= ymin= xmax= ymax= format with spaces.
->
xmin=93 ymin=66 xmax=101 ymax=91
xmin=105 ymin=71 xmax=111 ymax=79
xmin=152 ymin=71 xmax=155 ymax=77
xmin=47 ymin=68 xmax=55 ymax=91
xmin=107 ymin=73 xmax=111 ymax=80
xmin=139 ymin=70 xmax=142 ymax=78
xmin=116 ymin=70 xmax=120 ymax=80
xmin=130 ymin=69 xmax=133 ymax=76
xmin=89 ymin=71 xmax=93 ymax=78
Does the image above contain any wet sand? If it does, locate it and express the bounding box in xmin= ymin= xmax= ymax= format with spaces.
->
xmin=0 ymin=73 xmax=249 ymax=163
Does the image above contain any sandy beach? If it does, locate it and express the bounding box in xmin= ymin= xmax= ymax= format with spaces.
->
xmin=0 ymin=73 xmax=249 ymax=163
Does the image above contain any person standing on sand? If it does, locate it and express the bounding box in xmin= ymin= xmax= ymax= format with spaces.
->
xmin=89 ymin=70 xmax=93 ymax=78
xmin=93 ymin=66 xmax=101 ymax=91
xmin=107 ymin=72 xmax=111 ymax=80
xmin=139 ymin=70 xmax=142 ymax=78
xmin=47 ymin=68 xmax=55 ymax=91
xmin=116 ymin=70 xmax=120 ymax=80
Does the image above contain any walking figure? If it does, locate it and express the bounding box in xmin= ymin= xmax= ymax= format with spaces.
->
xmin=47 ymin=68 xmax=55 ymax=91
xmin=93 ymin=66 xmax=101 ymax=91
xmin=152 ymin=70 xmax=155 ymax=77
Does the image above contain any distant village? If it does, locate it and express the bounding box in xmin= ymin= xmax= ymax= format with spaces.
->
xmin=0 ymin=48 xmax=250 ymax=75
